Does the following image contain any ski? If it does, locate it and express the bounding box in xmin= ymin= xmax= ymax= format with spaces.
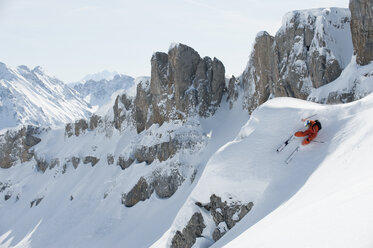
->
xmin=285 ymin=145 xmax=300 ymax=164
xmin=276 ymin=135 xmax=295 ymax=153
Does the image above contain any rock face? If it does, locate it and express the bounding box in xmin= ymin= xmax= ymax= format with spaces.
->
xmin=194 ymin=194 xmax=254 ymax=242
xmin=122 ymin=169 xmax=184 ymax=207
xmin=134 ymin=140 xmax=179 ymax=165
xmin=135 ymin=44 xmax=226 ymax=133
xmin=0 ymin=126 xmax=42 ymax=168
xmin=134 ymin=80 xmax=152 ymax=133
xmin=227 ymin=76 xmax=240 ymax=109
xmin=113 ymin=94 xmax=133 ymax=130
xmin=171 ymin=212 xmax=206 ymax=248
xmin=350 ymin=0 xmax=373 ymax=65
xmin=83 ymin=156 xmax=100 ymax=167
xmin=242 ymin=8 xmax=352 ymax=112
xmin=65 ymin=119 xmax=88 ymax=137
xmin=243 ymin=32 xmax=276 ymax=113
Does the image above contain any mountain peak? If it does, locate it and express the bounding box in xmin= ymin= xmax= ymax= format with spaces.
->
xmin=32 ymin=66 xmax=44 ymax=74
xmin=79 ymin=70 xmax=119 ymax=83
xmin=0 ymin=62 xmax=92 ymax=129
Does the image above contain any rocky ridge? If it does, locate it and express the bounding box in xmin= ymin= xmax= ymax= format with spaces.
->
xmin=0 ymin=63 xmax=92 ymax=130
xmin=135 ymin=44 xmax=226 ymax=133
xmin=241 ymin=8 xmax=353 ymax=113
xmin=2 ymin=1 xmax=373 ymax=248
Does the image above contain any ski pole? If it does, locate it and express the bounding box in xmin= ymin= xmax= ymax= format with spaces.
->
xmin=311 ymin=140 xmax=325 ymax=143
xmin=301 ymin=114 xmax=317 ymax=122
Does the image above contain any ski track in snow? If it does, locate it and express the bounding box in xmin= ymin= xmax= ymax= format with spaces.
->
xmin=207 ymin=96 xmax=373 ymax=248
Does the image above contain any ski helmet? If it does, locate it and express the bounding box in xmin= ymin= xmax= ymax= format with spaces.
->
xmin=304 ymin=120 xmax=311 ymax=127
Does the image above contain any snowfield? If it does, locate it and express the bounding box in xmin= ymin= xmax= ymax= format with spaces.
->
xmin=216 ymin=95 xmax=373 ymax=248
xmin=1 ymin=90 xmax=373 ymax=247
xmin=151 ymin=93 xmax=373 ymax=248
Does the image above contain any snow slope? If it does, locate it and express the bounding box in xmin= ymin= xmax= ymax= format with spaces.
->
xmin=156 ymin=93 xmax=373 ymax=247
xmin=0 ymin=95 xmax=249 ymax=248
xmin=216 ymin=95 xmax=373 ymax=247
xmin=0 ymin=62 xmax=92 ymax=130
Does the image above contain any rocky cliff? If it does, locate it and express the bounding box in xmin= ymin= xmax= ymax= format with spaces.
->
xmin=135 ymin=44 xmax=226 ymax=133
xmin=3 ymin=3 xmax=373 ymax=248
xmin=242 ymin=8 xmax=353 ymax=112
xmin=350 ymin=0 xmax=373 ymax=65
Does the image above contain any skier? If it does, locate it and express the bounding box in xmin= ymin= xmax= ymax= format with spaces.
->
xmin=295 ymin=119 xmax=322 ymax=145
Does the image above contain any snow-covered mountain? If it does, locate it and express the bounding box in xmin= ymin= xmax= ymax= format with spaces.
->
xmin=241 ymin=7 xmax=354 ymax=113
xmin=1 ymin=0 xmax=373 ymax=247
xmin=79 ymin=70 xmax=119 ymax=83
xmin=153 ymin=94 xmax=373 ymax=248
xmin=72 ymin=74 xmax=147 ymax=110
xmin=0 ymin=62 xmax=92 ymax=130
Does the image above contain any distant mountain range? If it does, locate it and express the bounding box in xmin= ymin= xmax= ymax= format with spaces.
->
xmin=0 ymin=62 xmax=92 ymax=130
xmin=78 ymin=70 xmax=120 ymax=83
xmin=0 ymin=63 xmax=146 ymax=130
xmin=71 ymin=74 xmax=145 ymax=110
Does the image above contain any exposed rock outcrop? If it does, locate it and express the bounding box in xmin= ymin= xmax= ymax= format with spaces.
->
xmin=83 ymin=156 xmax=100 ymax=167
xmin=242 ymin=32 xmax=275 ymax=113
xmin=0 ymin=126 xmax=42 ymax=168
xmin=134 ymin=140 xmax=179 ymax=165
xmin=34 ymin=155 xmax=50 ymax=172
xmin=107 ymin=154 xmax=114 ymax=165
xmin=135 ymin=44 xmax=226 ymax=133
xmin=195 ymin=194 xmax=253 ymax=242
xmin=350 ymin=0 xmax=373 ymax=65
xmin=30 ymin=197 xmax=44 ymax=208
xmin=227 ymin=76 xmax=240 ymax=109
xmin=89 ymin=114 xmax=102 ymax=130
xmin=122 ymin=169 xmax=184 ymax=207
xmin=117 ymin=156 xmax=134 ymax=170
xmin=171 ymin=212 xmax=206 ymax=248
xmin=65 ymin=119 xmax=88 ymax=137
xmin=71 ymin=157 xmax=80 ymax=169
xmin=242 ymin=8 xmax=352 ymax=112
xmin=134 ymin=80 xmax=152 ymax=133
xmin=113 ymin=94 xmax=133 ymax=130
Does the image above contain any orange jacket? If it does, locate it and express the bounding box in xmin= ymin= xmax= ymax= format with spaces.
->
xmin=295 ymin=120 xmax=320 ymax=145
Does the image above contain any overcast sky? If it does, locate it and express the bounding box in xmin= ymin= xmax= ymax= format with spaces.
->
xmin=0 ymin=0 xmax=349 ymax=82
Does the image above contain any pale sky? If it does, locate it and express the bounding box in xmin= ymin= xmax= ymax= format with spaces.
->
xmin=0 ymin=0 xmax=349 ymax=82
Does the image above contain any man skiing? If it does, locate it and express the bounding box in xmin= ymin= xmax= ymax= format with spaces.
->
xmin=295 ymin=120 xmax=322 ymax=145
